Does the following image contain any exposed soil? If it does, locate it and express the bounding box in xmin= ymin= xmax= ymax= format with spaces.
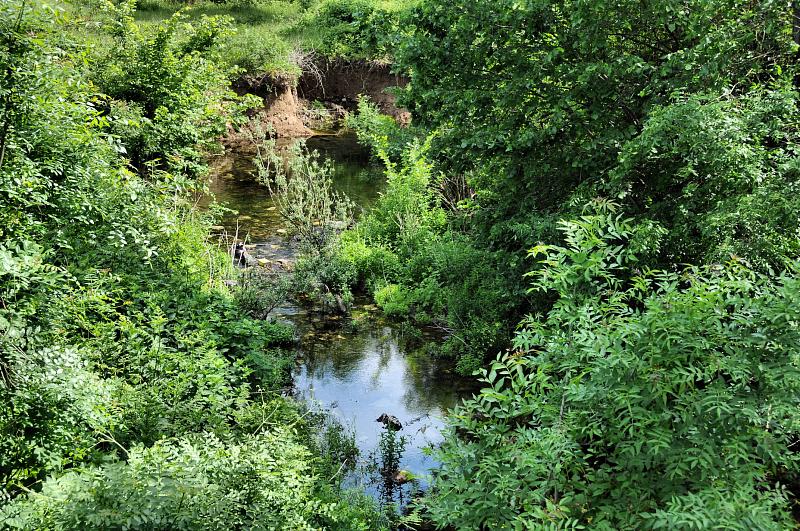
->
xmin=298 ymin=59 xmax=410 ymax=125
xmin=232 ymin=73 xmax=314 ymax=138
xmin=229 ymin=59 xmax=410 ymax=139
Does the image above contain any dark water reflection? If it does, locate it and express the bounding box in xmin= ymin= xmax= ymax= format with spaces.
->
xmin=205 ymin=134 xmax=382 ymax=241
xmin=206 ymin=134 xmax=477 ymax=505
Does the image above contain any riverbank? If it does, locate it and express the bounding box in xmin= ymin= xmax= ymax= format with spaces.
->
xmin=0 ymin=5 xmax=390 ymax=528
xmin=230 ymin=60 xmax=409 ymax=138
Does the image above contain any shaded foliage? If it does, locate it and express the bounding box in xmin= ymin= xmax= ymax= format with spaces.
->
xmin=397 ymin=0 xmax=799 ymax=268
xmin=0 ymin=2 xmax=381 ymax=528
xmin=425 ymin=207 xmax=800 ymax=528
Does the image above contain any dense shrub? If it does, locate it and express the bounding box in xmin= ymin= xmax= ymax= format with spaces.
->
xmin=220 ymin=25 xmax=298 ymax=75
xmin=338 ymin=143 xmax=524 ymax=372
xmin=425 ymin=206 xmax=800 ymax=528
xmin=339 ymin=0 xmax=800 ymax=372
xmin=345 ymin=98 xmax=423 ymax=163
xmin=397 ymin=0 xmax=799 ymax=269
xmin=373 ymin=283 xmax=410 ymax=316
xmin=311 ymin=0 xmax=409 ymax=60
xmin=93 ymin=3 xmax=235 ymax=176
xmin=2 ymin=433 xmax=372 ymax=530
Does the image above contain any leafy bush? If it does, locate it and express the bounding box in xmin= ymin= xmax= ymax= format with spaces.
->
xmin=254 ymin=134 xmax=358 ymax=311
xmin=345 ymin=98 xmax=422 ymax=163
xmin=310 ymin=0 xmax=407 ymax=60
xmin=337 ymin=142 xmax=523 ymax=371
xmin=338 ymin=235 xmax=401 ymax=290
xmin=373 ymin=283 xmax=410 ymax=316
xmin=94 ymin=3 xmax=235 ymax=176
xmin=355 ymin=141 xmax=446 ymax=246
xmin=2 ymin=433 xmax=370 ymax=530
xmin=294 ymin=250 xmax=357 ymax=312
xmin=0 ymin=4 xmax=380 ymax=528
xmin=0 ymin=346 xmax=121 ymax=489
xmin=602 ymin=90 xmax=800 ymax=270
xmin=220 ymin=25 xmax=298 ymax=75
xmin=233 ymin=267 xmax=294 ymax=320
xmin=397 ymin=0 xmax=800 ymax=269
xmin=377 ymin=0 xmax=800 ymax=375
xmin=425 ymin=206 xmax=800 ymax=528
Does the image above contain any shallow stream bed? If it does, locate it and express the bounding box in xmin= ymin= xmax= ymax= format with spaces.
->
xmin=206 ymin=134 xmax=475 ymax=505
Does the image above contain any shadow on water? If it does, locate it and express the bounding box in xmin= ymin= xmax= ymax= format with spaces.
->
xmin=204 ymin=133 xmax=478 ymax=509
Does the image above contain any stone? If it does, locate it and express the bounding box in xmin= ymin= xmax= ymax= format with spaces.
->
xmin=376 ymin=413 xmax=402 ymax=431
xmin=393 ymin=470 xmax=412 ymax=485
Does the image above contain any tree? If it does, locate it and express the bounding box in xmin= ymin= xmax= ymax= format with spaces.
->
xmin=397 ymin=0 xmax=799 ymax=269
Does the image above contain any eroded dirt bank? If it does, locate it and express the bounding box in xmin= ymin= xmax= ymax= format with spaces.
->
xmin=298 ymin=59 xmax=410 ymax=125
xmin=231 ymin=59 xmax=410 ymax=138
xmin=233 ymin=73 xmax=314 ymax=138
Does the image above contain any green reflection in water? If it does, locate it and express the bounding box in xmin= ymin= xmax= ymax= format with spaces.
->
xmin=204 ymin=134 xmax=383 ymax=241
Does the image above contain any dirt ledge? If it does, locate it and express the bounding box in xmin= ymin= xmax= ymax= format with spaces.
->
xmin=230 ymin=60 xmax=410 ymax=139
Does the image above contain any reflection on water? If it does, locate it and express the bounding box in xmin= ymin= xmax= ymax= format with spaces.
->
xmin=205 ymin=134 xmax=382 ymax=241
xmin=290 ymin=312 xmax=476 ymax=498
xmin=206 ymin=134 xmax=477 ymax=506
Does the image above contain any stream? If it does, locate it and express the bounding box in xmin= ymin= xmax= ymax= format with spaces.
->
xmin=206 ymin=134 xmax=476 ymax=506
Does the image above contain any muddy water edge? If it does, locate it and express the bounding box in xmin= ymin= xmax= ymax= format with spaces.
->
xmin=203 ymin=134 xmax=477 ymax=508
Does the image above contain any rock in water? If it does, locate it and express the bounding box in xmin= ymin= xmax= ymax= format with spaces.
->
xmin=393 ymin=470 xmax=412 ymax=485
xmin=376 ymin=413 xmax=402 ymax=431
xmin=233 ymin=242 xmax=257 ymax=268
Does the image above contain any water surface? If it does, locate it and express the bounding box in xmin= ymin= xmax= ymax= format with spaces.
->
xmin=207 ymin=134 xmax=476 ymax=505
xmin=206 ymin=134 xmax=381 ymax=241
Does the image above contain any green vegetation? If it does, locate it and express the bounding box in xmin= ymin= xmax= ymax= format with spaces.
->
xmin=123 ymin=0 xmax=417 ymax=75
xmin=4 ymin=0 xmax=800 ymax=527
xmin=425 ymin=206 xmax=800 ymax=528
xmin=329 ymin=0 xmax=800 ymax=526
xmin=0 ymin=2 xmax=381 ymax=528
xmin=252 ymin=132 xmax=358 ymax=312
xmin=341 ymin=0 xmax=800 ymax=369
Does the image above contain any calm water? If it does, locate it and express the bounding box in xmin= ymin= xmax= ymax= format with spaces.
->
xmin=205 ymin=134 xmax=382 ymax=242
xmin=206 ymin=134 xmax=475 ymax=504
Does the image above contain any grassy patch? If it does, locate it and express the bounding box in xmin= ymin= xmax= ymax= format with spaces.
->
xmin=125 ymin=0 xmax=418 ymax=75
